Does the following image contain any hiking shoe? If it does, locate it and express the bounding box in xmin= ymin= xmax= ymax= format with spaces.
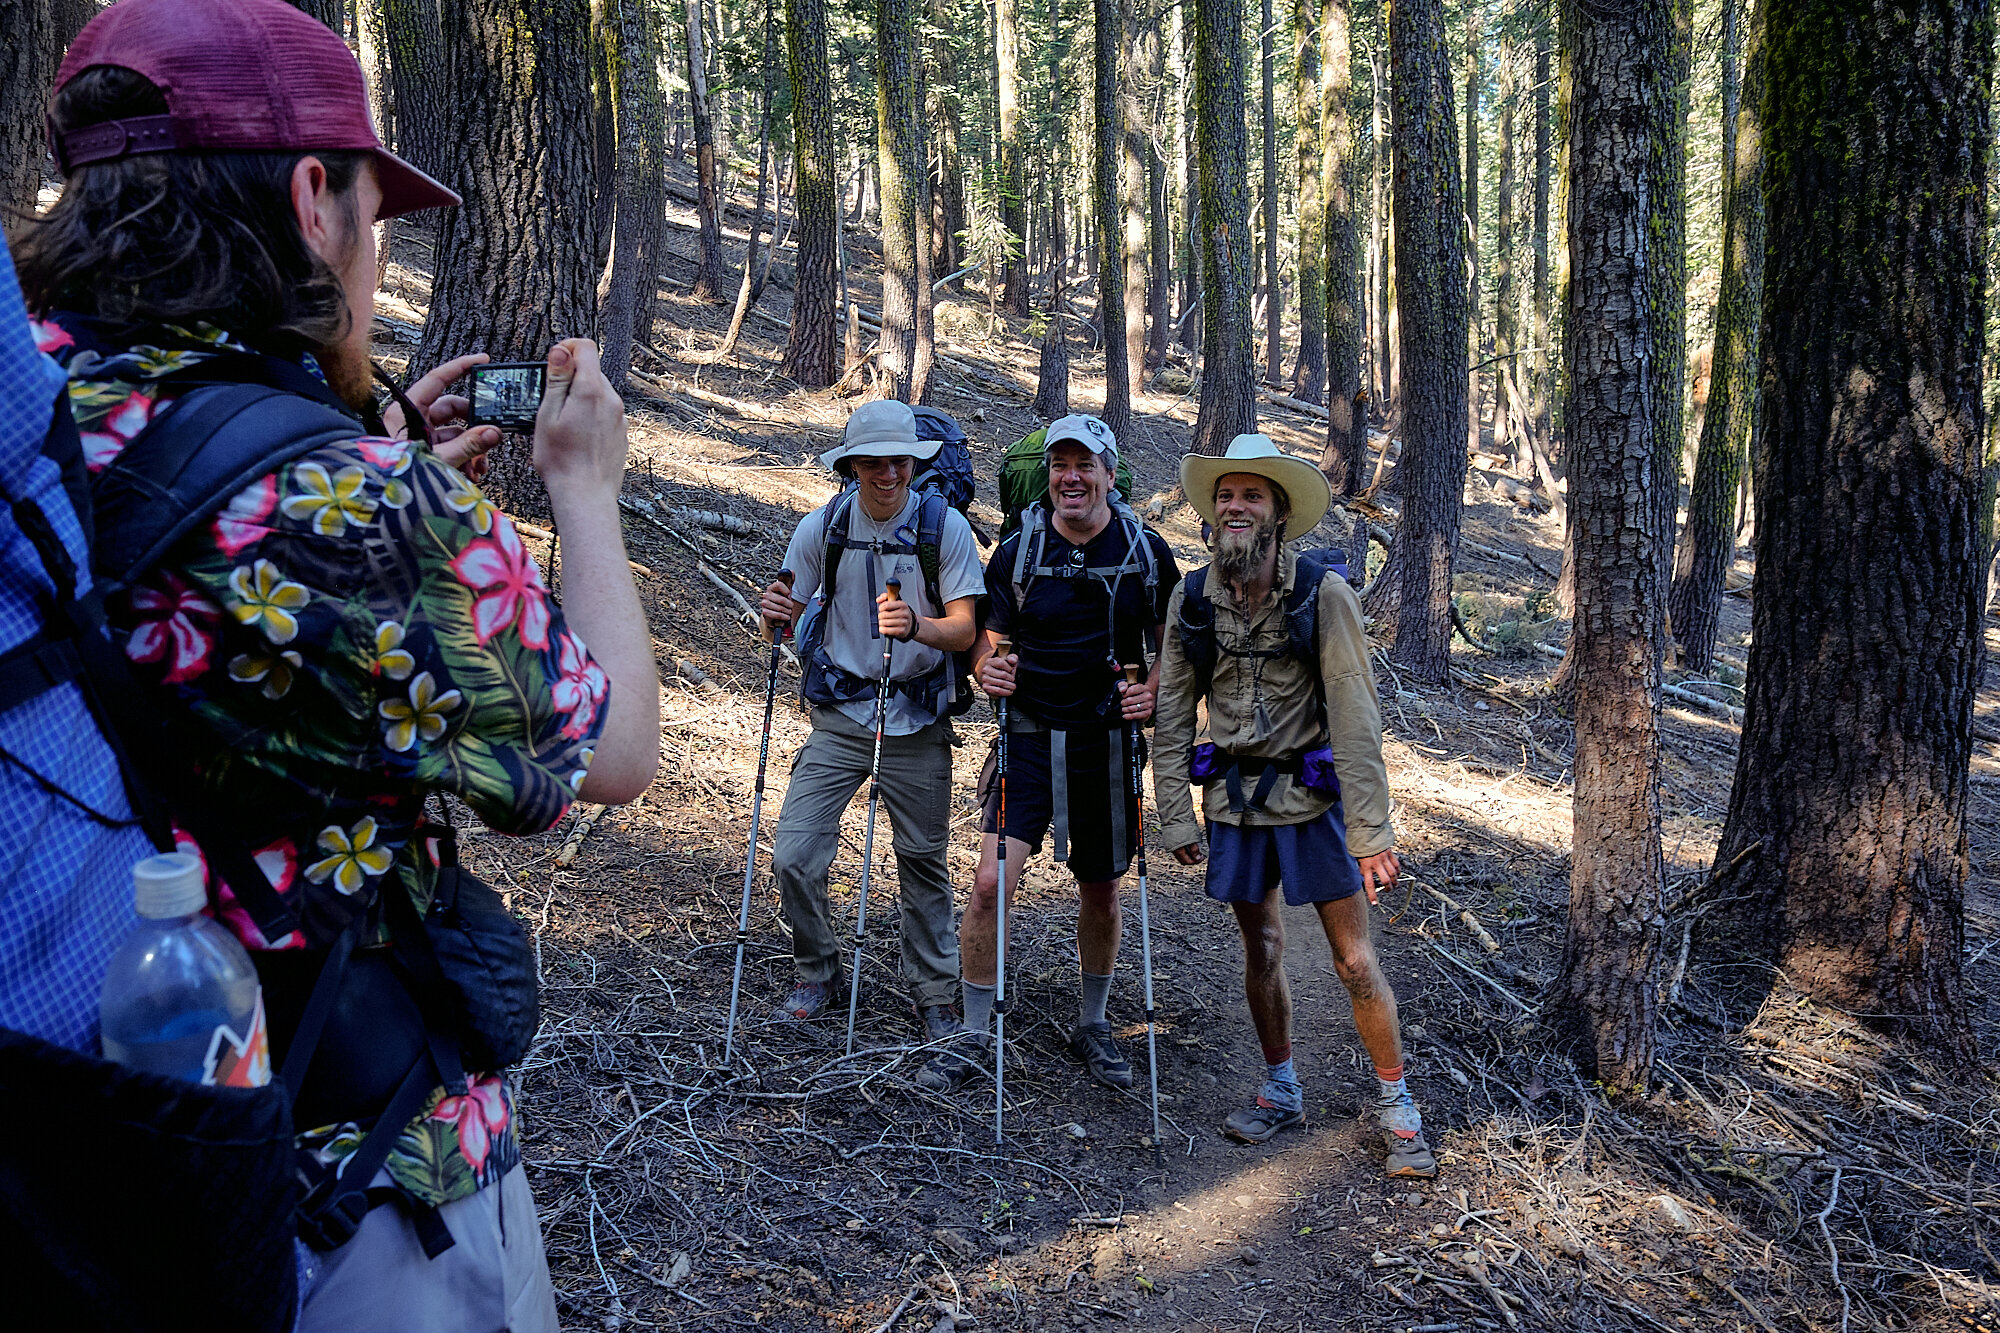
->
xmin=1223 ymin=1098 xmax=1306 ymax=1144
xmin=773 ymin=980 xmax=838 ymax=1021
xmin=1377 ymin=1089 xmax=1438 ymax=1179
xmin=914 ymin=1033 xmax=988 ymax=1093
xmin=916 ymin=1003 xmax=964 ymax=1043
xmin=1067 ymin=1023 xmax=1135 ymax=1089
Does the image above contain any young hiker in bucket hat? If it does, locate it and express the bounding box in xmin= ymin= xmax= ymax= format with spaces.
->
xmin=1153 ymin=434 xmax=1435 ymax=1179
xmin=8 ymin=0 xmax=662 ymax=1323
xmin=755 ymin=400 xmax=982 ymax=1043
xmin=920 ymin=414 xmax=1180 ymax=1093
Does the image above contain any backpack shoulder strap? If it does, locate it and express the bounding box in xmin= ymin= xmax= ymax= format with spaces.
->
xmin=1177 ymin=566 xmax=1217 ymax=698
xmin=1010 ymin=502 xmax=1047 ymax=606
xmin=914 ymin=492 xmax=948 ymax=609
xmin=821 ymin=488 xmax=858 ymax=601
xmin=89 ymin=383 xmax=360 ymax=599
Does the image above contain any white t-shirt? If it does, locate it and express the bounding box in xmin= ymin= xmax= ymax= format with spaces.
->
xmin=782 ymin=489 xmax=985 ymax=735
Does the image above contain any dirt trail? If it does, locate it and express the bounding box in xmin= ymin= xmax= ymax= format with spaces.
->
xmin=379 ymin=159 xmax=2000 ymax=1333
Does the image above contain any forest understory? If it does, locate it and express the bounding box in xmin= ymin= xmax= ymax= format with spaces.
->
xmin=371 ymin=160 xmax=2000 ymax=1333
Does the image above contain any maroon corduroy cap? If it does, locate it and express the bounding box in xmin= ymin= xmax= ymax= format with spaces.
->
xmin=51 ymin=0 xmax=457 ymax=219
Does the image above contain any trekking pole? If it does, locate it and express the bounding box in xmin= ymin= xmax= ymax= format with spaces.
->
xmin=725 ymin=570 xmax=792 ymax=1065
xmin=992 ymin=635 xmax=1011 ymax=1146
xmin=845 ymin=577 xmax=901 ymax=1056
xmin=1124 ymin=664 xmax=1166 ymax=1169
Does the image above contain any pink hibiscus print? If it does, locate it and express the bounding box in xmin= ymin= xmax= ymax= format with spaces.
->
xmin=430 ymin=1075 xmax=512 ymax=1176
xmin=172 ymin=832 xmax=305 ymax=951
xmin=31 ymin=320 xmax=74 ymax=355
xmin=80 ymin=390 xmax=155 ymax=471
xmin=126 ymin=571 xmax=221 ymax=683
xmin=355 ymin=436 xmax=413 ymax=473
xmin=449 ymin=516 xmax=551 ymax=649
xmin=552 ymin=630 xmax=609 ymax=740
xmin=213 ymin=475 xmax=279 ymax=556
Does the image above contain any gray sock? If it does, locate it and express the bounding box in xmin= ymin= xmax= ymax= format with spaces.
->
xmin=1079 ymin=970 xmax=1114 ymax=1028
xmin=962 ymin=981 xmax=997 ymax=1034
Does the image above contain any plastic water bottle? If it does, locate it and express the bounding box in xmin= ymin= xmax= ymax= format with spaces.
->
xmin=99 ymin=852 xmax=270 ymax=1087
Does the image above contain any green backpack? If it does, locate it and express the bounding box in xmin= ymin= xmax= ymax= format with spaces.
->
xmin=997 ymin=426 xmax=1138 ymax=539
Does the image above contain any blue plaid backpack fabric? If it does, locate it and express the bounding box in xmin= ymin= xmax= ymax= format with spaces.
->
xmin=0 ymin=230 xmax=148 ymax=1052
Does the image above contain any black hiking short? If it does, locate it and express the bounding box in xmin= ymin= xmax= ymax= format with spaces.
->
xmin=979 ymin=724 xmax=1139 ymax=883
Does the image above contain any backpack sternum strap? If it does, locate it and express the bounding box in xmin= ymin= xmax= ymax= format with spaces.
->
xmin=1176 ymin=554 xmax=1330 ymax=730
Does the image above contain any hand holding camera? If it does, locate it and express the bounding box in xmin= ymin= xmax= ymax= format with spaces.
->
xmin=527 ymin=340 xmax=628 ymax=509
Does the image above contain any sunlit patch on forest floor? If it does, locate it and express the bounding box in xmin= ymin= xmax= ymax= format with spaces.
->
xmin=378 ymin=158 xmax=2000 ymax=1333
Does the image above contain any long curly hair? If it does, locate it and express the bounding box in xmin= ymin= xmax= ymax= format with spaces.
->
xmin=11 ymin=65 xmax=366 ymax=351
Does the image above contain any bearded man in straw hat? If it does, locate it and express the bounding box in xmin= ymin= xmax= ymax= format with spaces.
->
xmin=1153 ymin=434 xmax=1435 ymax=1178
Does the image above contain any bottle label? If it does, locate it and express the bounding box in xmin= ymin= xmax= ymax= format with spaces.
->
xmin=202 ymin=991 xmax=272 ymax=1088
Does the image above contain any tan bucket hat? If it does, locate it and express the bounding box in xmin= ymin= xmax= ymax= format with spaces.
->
xmin=1180 ymin=433 xmax=1332 ymax=542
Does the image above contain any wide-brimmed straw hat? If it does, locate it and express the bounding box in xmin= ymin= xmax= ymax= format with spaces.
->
xmin=818 ymin=399 xmax=941 ymax=471
xmin=1180 ymin=433 xmax=1331 ymax=542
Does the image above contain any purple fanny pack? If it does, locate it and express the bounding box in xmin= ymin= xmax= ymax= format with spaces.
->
xmin=1188 ymin=743 xmax=1340 ymax=797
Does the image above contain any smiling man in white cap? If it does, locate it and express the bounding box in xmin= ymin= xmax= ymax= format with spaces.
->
xmin=925 ymin=413 xmax=1179 ymax=1095
xmin=756 ymin=400 xmax=982 ymax=1038
xmin=1153 ymin=434 xmax=1433 ymax=1178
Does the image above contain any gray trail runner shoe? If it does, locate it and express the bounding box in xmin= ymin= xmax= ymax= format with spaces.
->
xmin=1377 ymin=1088 xmax=1438 ymax=1178
xmin=917 ymin=1003 xmax=964 ymax=1043
xmin=774 ymin=980 xmax=838 ymax=1022
xmin=1223 ymin=1097 xmax=1307 ymax=1144
xmin=1067 ymin=1022 xmax=1135 ymax=1089
xmin=914 ymin=1033 xmax=987 ymax=1093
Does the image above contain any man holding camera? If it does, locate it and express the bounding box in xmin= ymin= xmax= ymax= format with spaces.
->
xmin=1152 ymin=435 xmax=1433 ymax=1179
xmin=14 ymin=0 xmax=660 ymax=1323
xmin=926 ymin=415 xmax=1178 ymax=1094
xmin=755 ymin=400 xmax=982 ymax=1042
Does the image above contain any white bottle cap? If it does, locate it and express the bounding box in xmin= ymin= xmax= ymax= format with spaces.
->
xmin=132 ymin=852 xmax=207 ymax=919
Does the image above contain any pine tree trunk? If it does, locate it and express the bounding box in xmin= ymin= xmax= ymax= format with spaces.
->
xmin=382 ymin=0 xmax=450 ymax=180
xmin=1319 ymin=0 xmax=1364 ymax=494
xmin=1370 ymin=44 xmax=1390 ymax=409
xmin=1669 ymin=0 xmax=1762 ymax=674
xmin=419 ymin=0 xmax=599 ymax=522
xmin=1094 ymin=0 xmax=1132 ymax=436
xmin=1494 ymin=41 xmax=1516 ymax=467
xmin=1260 ymin=0 xmax=1281 ymax=385
xmin=1531 ymin=26 xmax=1551 ymax=454
xmin=928 ymin=3 xmax=968 ymax=291
xmin=1190 ymin=0 xmax=1257 ymax=455
xmin=1387 ymin=0 xmax=1467 ymax=681
xmin=1462 ymin=6 xmax=1481 ymax=462
xmin=1291 ymin=0 xmax=1327 ymax=405
xmin=597 ymin=0 xmax=668 ymax=391
xmin=876 ymin=0 xmax=932 ymax=404
xmin=1552 ymin=0 xmax=1687 ymax=1100
xmin=1120 ymin=0 xmax=1149 ymax=400
xmin=781 ymin=0 xmax=840 ymax=386
xmin=1 ymin=0 xmax=59 ymax=217
xmin=1709 ymin=0 xmax=1986 ymax=1062
xmin=289 ymin=0 xmax=345 ymax=28
xmin=1036 ymin=140 xmax=1074 ymax=418
xmin=998 ymin=0 xmax=1030 ymax=315
xmin=705 ymin=0 xmax=777 ymax=363
xmin=684 ymin=0 xmax=727 ymax=299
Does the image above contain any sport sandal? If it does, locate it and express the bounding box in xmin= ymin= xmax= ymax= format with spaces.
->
xmin=1223 ymin=1097 xmax=1306 ymax=1144
xmin=1068 ymin=1023 xmax=1135 ymax=1089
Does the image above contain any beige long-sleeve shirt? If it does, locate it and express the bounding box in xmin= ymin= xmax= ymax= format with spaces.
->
xmin=1154 ymin=546 xmax=1394 ymax=857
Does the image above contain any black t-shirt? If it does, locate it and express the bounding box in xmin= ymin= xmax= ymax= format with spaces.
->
xmin=985 ymin=514 xmax=1181 ymax=730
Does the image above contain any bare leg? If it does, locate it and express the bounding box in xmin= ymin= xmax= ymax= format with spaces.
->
xmin=959 ymin=832 xmax=1034 ymax=986
xmin=1230 ymin=897 xmax=1293 ymax=1061
xmin=1075 ymin=879 xmax=1123 ymax=977
xmin=1313 ymin=892 xmax=1405 ymax=1073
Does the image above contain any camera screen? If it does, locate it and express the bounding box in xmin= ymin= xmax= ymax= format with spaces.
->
xmin=470 ymin=364 xmax=545 ymax=427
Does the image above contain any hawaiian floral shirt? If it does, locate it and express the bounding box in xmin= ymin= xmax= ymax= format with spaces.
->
xmin=35 ymin=316 xmax=607 ymax=1207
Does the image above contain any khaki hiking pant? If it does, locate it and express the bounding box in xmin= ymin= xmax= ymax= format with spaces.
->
xmin=772 ymin=706 xmax=959 ymax=1009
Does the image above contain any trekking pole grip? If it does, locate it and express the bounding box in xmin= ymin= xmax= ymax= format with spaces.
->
xmin=767 ymin=569 xmax=794 ymax=644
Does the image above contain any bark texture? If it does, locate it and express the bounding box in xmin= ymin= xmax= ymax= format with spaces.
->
xmin=1553 ymin=0 xmax=1687 ymax=1099
xmin=1259 ymin=0 xmax=1281 ymax=384
xmin=875 ymin=0 xmax=933 ymax=403
xmin=998 ymin=0 xmax=1030 ymax=315
xmin=1120 ymin=0 xmax=1149 ymax=399
xmin=1189 ymin=0 xmax=1257 ymax=455
xmin=419 ymin=0 xmax=600 ymax=520
xmin=1291 ymin=0 xmax=1327 ymax=405
xmin=685 ymin=0 xmax=728 ymax=299
xmin=382 ymin=0 xmax=450 ymax=179
xmin=597 ymin=0 xmax=668 ymax=391
xmin=1710 ymin=0 xmax=1988 ymax=1061
xmin=1319 ymin=0 xmax=1364 ymax=493
xmin=1388 ymin=0 xmax=1467 ymax=680
xmin=781 ymin=0 xmax=840 ymax=385
xmin=1669 ymin=0 xmax=1763 ymax=674
xmin=1 ymin=0 xmax=60 ymax=218
xmin=1462 ymin=6 xmax=1480 ymax=462
xmin=1494 ymin=40 xmax=1516 ymax=464
xmin=1094 ymin=0 xmax=1131 ymax=437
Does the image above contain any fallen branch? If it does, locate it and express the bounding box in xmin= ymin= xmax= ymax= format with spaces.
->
xmin=669 ymin=507 xmax=759 ymax=537
xmin=1257 ymin=385 xmax=1330 ymax=420
xmin=617 ymin=497 xmax=800 ymax=667
xmin=1530 ymin=642 xmax=1745 ymax=721
xmin=1411 ymin=878 xmax=1503 ymax=954
xmin=1428 ymin=942 xmax=1538 ymax=1013
xmin=554 ymin=804 xmax=609 ymax=868
xmin=1461 ymin=535 xmax=1554 ymax=578
xmin=673 ymin=657 xmax=724 ymax=697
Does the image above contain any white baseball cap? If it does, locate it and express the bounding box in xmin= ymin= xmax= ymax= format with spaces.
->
xmin=1043 ymin=413 xmax=1119 ymax=470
